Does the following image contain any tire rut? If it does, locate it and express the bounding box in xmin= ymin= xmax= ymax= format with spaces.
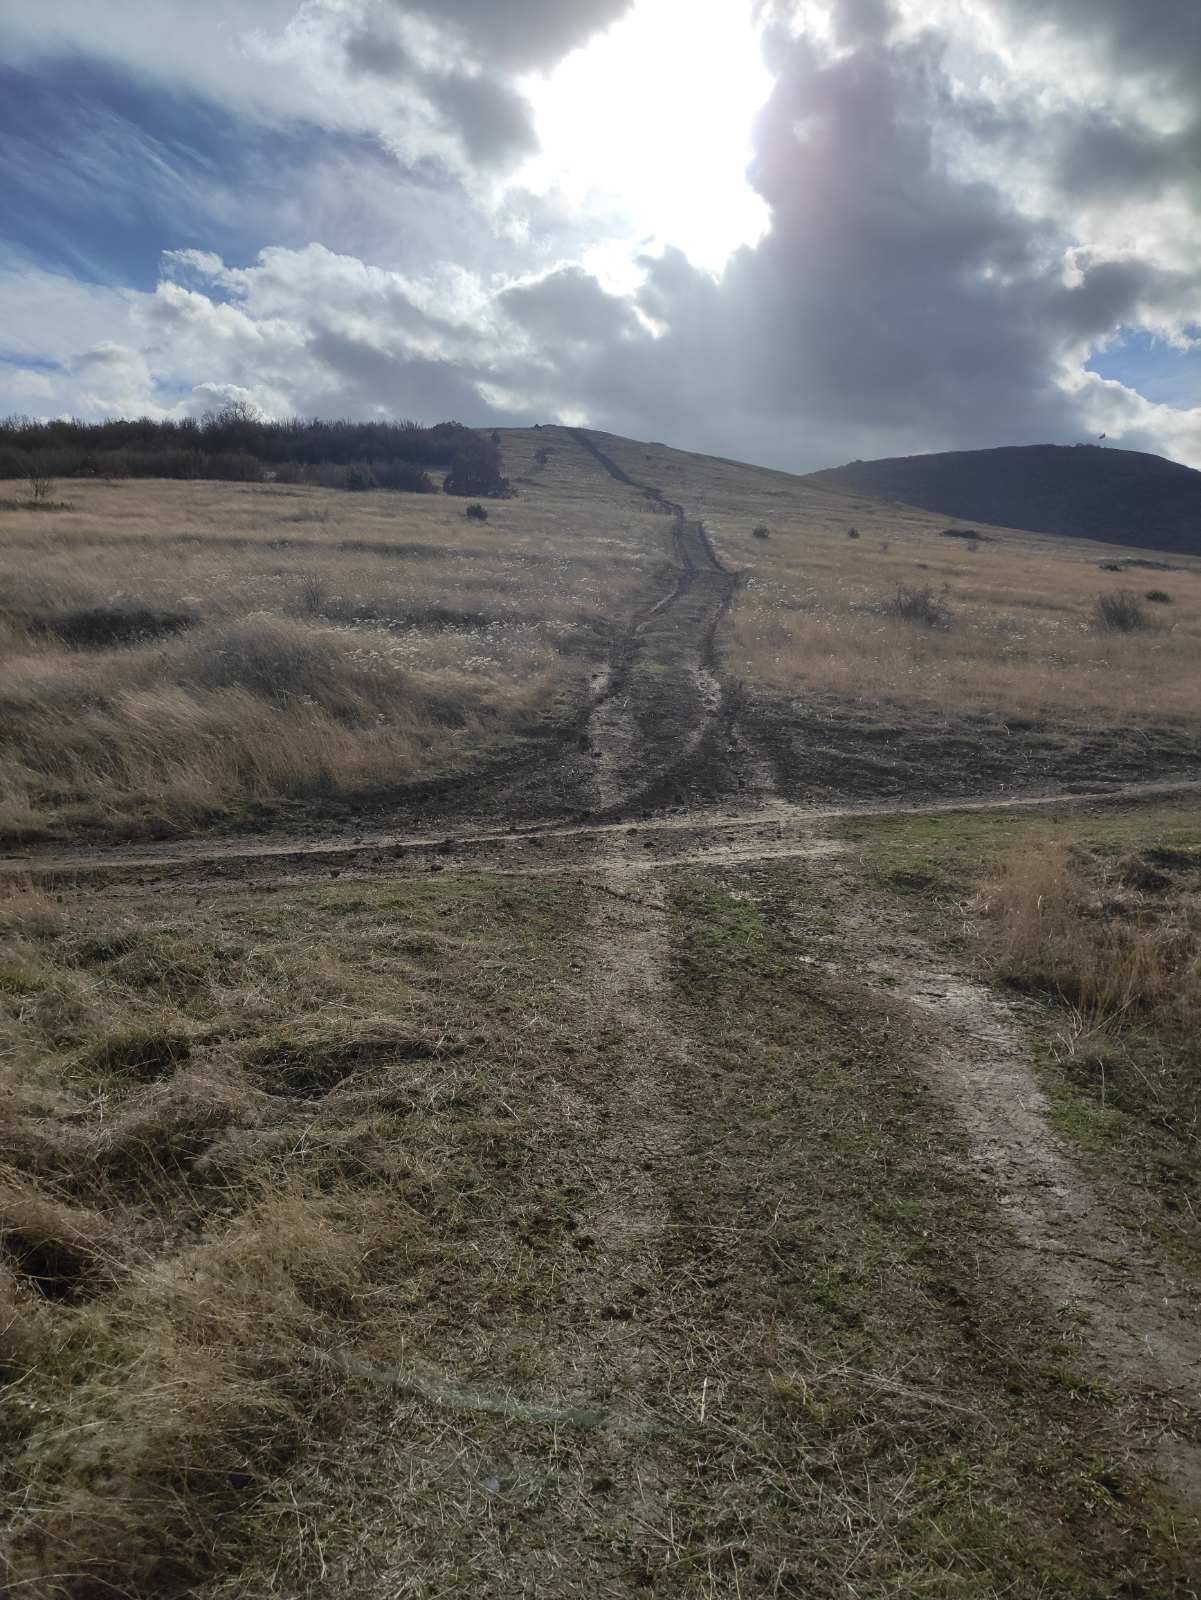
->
xmin=8 ymin=779 xmax=1201 ymax=889
xmin=801 ymin=848 xmax=1201 ymax=1499
xmin=565 ymin=428 xmax=739 ymax=814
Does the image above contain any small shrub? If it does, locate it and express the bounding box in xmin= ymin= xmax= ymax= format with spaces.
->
xmin=752 ymin=524 xmax=770 ymax=540
xmin=340 ymin=463 xmax=376 ymax=493
xmin=465 ymin=503 xmax=488 ymax=522
xmin=880 ymin=540 xmax=891 ymax=554
xmin=847 ymin=526 xmax=860 ymax=540
xmin=1094 ymin=590 xmax=1151 ymax=632
xmin=27 ymin=473 xmax=51 ymax=503
xmin=885 ymin=584 xmax=951 ymax=629
xmin=534 ymin=447 xmax=551 ymax=467
xmin=1145 ymin=589 xmax=1172 ymax=605
xmin=298 ymin=573 xmax=327 ymax=616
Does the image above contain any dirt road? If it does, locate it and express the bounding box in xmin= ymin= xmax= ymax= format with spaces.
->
xmin=4 ymin=434 xmax=1199 ymax=1596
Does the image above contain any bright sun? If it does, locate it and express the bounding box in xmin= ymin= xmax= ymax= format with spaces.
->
xmin=520 ymin=0 xmax=773 ymax=278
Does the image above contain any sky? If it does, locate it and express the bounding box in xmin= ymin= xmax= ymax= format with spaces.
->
xmin=1 ymin=0 xmax=1199 ymax=472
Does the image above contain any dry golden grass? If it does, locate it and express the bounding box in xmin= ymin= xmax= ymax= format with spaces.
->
xmin=5 ymin=431 xmax=1198 ymax=842
xmin=595 ymin=430 xmax=1201 ymax=724
xmin=980 ymin=839 xmax=1201 ymax=1034
xmin=0 ymin=869 xmax=587 ymax=1595
xmin=0 ymin=463 xmax=661 ymax=838
xmin=5 ymin=866 xmax=1197 ymax=1598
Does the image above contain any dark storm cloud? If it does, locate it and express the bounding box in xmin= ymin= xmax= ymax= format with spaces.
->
xmin=994 ymin=0 xmax=1201 ymax=88
xmin=344 ymin=0 xmax=631 ymax=170
xmin=392 ymin=0 xmax=633 ymax=70
xmin=499 ymin=266 xmax=639 ymax=344
xmin=305 ymin=330 xmax=507 ymax=422
xmin=426 ymin=71 xmax=538 ymax=166
xmin=505 ymin=0 xmax=1196 ymax=467
xmin=342 ymin=16 xmax=537 ymax=166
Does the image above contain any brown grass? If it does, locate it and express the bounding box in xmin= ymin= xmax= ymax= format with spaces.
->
xmin=973 ymin=832 xmax=1200 ymax=1261
xmin=980 ymin=840 xmax=1201 ymax=1030
xmin=2 ymin=859 xmax=1198 ymax=1595
xmin=0 ymin=466 xmax=661 ymax=839
xmin=593 ymin=431 xmax=1201 ymax=724
xmin=0 ymin=869 xmax=583 ymax=1596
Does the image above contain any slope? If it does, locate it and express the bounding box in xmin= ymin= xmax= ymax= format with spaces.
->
xmin=808 ymin=442 xmax=1201 ymax=554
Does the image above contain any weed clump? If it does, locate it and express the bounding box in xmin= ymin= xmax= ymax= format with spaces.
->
xmin=846 ymin=526 xmax=860 ymax=540
xmin=465 ymin=502 xmax=488 ymax=522
xmin=1145 ymin=589 xmax=1172 ymax=605
xmin=298 ymin=573 xmax=327 ymax=616
xmin=1094 ymin=590 xmax=1151 ymax=632
xmin=752 ymin=524 xmax=770 ymax=541
xmin=884 ymin=584 xmax=952 ymax=629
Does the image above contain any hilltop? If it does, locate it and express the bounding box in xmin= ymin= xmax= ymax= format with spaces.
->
xmin=808 ymin=442 xmax=1201 ymax=554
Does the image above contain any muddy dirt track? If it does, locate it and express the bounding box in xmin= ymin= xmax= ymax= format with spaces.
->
xmin=7 ymin=429 xmax=1201 ymax=1530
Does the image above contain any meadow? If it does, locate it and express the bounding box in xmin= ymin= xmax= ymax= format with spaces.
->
xmin=5 ymin=428 xmax=1199 ymax=846
xmin=596 ymin=431 xmax=1201 ymax=725
xmin=0 ymin=447 xmax=659 ymax=840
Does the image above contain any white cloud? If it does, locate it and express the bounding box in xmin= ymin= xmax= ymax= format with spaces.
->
xmin=3 ymin=0 xmax=1200 ymax=469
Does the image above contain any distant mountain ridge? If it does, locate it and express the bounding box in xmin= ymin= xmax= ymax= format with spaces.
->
xmin=807 ymin=444 xmax=1201 ymax=555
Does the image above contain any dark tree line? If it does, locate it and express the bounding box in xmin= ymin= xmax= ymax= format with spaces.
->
xmin=0 ymin=407 xmax=510 ymax=496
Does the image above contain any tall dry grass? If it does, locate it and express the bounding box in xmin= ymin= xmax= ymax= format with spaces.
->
xmin=0 ymin=869 xmax=577 ymax=1595
xmin=0 ymin=472 xmax=661 ymax=838
xmin=975 ymin=837 xmax=1201 ymax=1205
xmin=979 ymin=842 xmax=1201 ymax=1030
xmin=595 ymin=430 xmax=1201 ymax=724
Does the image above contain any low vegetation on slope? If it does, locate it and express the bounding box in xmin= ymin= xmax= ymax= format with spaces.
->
xmin=0 ymin=468 xmax=658 ymax=840
xmin=2 ymin=863 xmax=1198 ymax=1596
xmin=593 ymin=430 xmax=1201 ymax=726
xmin=840 ymin=797 xmax=1201 ymax=1276
xmin=808 ymin=443 xmax=1201 ymax=555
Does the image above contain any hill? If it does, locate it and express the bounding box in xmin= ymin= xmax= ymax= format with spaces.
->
xmin=808 ymin=443 xmax=1201 ymax=554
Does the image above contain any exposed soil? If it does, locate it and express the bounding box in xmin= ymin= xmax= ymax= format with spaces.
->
xmin=6 ymin=436 xmax=1201 ymax=1595
xmin=802 ymin=851 xmax=1201 ymax=1499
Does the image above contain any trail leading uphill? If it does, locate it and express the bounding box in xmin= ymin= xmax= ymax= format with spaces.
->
xmin=566 ymin=428 xmax=740 ymax=813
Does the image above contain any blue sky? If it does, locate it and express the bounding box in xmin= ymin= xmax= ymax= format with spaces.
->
xmin=0 ymin=0 xmax=1198 ymax=472
xmin=1088 ymin=330 xmax=1201 ymax=412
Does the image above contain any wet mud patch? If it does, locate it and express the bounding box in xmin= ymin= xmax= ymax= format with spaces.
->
xmin=739 ymin=691 xmax=1201 ymax=803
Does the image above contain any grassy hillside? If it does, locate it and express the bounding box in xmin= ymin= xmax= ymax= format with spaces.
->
xmin=4 ymin=426 xmax=1201 ymax=846
xmin=808 ymin=443 xmax=1201 ymax=555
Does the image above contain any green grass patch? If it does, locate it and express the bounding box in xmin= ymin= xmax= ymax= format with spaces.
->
xmin=834 ymin=798 xmax=1201 ymax=1278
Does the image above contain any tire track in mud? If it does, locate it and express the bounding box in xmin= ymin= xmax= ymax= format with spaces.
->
xmin=8 ymin=779 xmax=1201 ymax=889
xmin=565 ymin=429 xmax=739 ymax=814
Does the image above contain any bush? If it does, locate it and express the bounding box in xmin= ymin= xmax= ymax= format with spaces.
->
xmin=1094 ymin=590 xmax=1151 ymax=632
xmin=339 ymin=463 xmax=376 ymax=493
xmin=885 ymin=584 xmax=951 ymax=629
xmin=443 ymin=436 xmax=509 ymax=498
xmin=465 ymin=503 xmax=488 ymax=522
xmin=847 ymin=526 xmax=860 ymax=539
xmin=372 ymin=460 xmax=435 ymax=493
xmin=752 ymin=524 xmax=770 ymax=540
xmin=1145 ymin=589 xmax=1173 ymax=605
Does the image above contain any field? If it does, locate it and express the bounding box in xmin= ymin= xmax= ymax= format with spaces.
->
xmin=2 ymin=427 xmax=1200 ymax=1597
xmin=596 ymin=430 xmax=1201 ymax=721
xmin=0 ymin=445 xmax=658 ymax=840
